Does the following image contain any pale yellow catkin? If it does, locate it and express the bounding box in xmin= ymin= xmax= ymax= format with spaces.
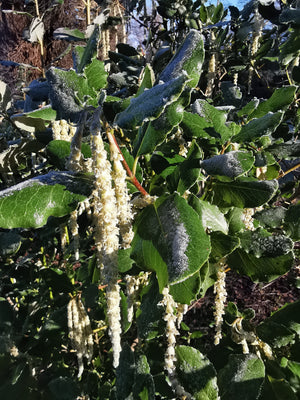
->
xmin=214 ymin=262 xmax=227 ymax=345
xmin=91 ymin=129 xmax=122 ymax=368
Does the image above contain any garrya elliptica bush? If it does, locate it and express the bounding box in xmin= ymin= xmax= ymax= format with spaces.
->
xmin=0 ymin=0 xmax=299 ymax=398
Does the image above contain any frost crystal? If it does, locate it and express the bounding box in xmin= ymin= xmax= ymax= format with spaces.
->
xmin=201 ymin=151 xmax=248 ymax=179
xmin=159 ymin=200 xmax=189 ymax=281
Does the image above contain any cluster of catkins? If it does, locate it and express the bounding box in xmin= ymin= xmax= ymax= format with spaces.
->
xmin=67 ymin=296 xmax=94 ymax=377
xmin=90 ymin=124 xmax=134 ymax=369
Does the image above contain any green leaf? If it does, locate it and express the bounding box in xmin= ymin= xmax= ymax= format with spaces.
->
xmin=267 ymin=143 xmax=300 ymax=159
xmin=212 ymin=178 xmax=278 ymax=208
xmin=210 ymin=232 xmax=240 ymax=262
xmin=213 ymin=178 xmax=278 ymax=208
xmin=169 ymin=272 xmax=201 ymax=304
xmin=137 ymin=276 xmax=164 ymax=340
xmin=47 ymin=140 xmax=91 ymax=168
xmin=200 ymin=151 xmax=254 ymax=181
xmin=114 ymin=75 xmax=188 ymax=130
xmin=133 ymin=355 xmax=155 ymax=400
xmin=192 ymin=100 xmax=237 ymax=142
xmin=11 ymin=106 xmax=56 ymax=132
xmin=48 ymin=376 xmax=80 ymax=400
xmin=0 ymin=80 xmax=11 ymax=112
xmin=256 ymin=321 xmax=295 ymax=348
xmin=254 ymin=207 xmax=287 ymax=229
xmin=77 ymin=25 xmax=100 ymax=73
xmin=189 ymin=195 xmax=228 ymax=234
xmin=116 ymin=344 xmax=135 ymax=398
xmin=133 ymin=94 xmax=187 ymax=157
xmin=284 ymin=203 xmax=300 ymax=240
xmin=0 ymin=171 xmax=92 ymax=228
xmin=212 ymin=3 xmax=224 ymax=24
xmin=180 ymin=111 xmax=214 ymax=139
xmin=248 ymin=86 xmax=297 ymax=120
xmin=136 ymin=64 xmax=155 ymax=97
xmin=131 ymin=194 xmax=211 ymax=290
xmin=279 ymin=8 xmax=300 ymax=25
xmin=53 ymin=27 xmax=86 ymax=41
xmin=175 ymin=345 xmax=219 ymax=400
xmin=279 ymin=28 xmax=300 ymax=66
xmin=0 ymin=231 xmax=22 ymax=256
xmin=237 ymin=98 xmax=259 ymax=118
xmin=233 ymin=112 xmax=284 ymax=143
xmin=158 ymin=29 xmax=205 ymax=88
xmin=227 ymin=249 xmax=294 ymax=282
xmin=262 ymin=375 xmax=298 ymax=400
xmin=84 ymin=58 xmax=108 ymax=91
xmin=218 ymin=354 xmax=265 ymax=400
xmin=168 ymin=140 xmax=203 ymax=194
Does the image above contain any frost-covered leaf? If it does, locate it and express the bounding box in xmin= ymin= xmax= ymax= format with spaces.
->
xmin=189 ymin=195 xmax=228 ymax=234
xmin=114 ymin=75 xmax=188 ymax=130
xmin=267 ymin=142 xmax=300 ymax=159
xmin=238 ymin=230 xmax=294 ymax=258
xmin=28 ymin=17 xmax=44 ymax=43
xmin=158 ymin=29 xmax=205 ymax=88
xmin=46 ymin=67 xmax=96 ymax=122
xmin=133 ymin=94 xmax=187 ymax=156
xmin=133 ymin=355 xmax=155 ymax=400
xmin=200 ymin=151 xmax=254 ymax=181
xmin=131 ymin=194 xmax=211 ymax=290
xmin=248 ymin=86 xmax=297 ymax=120
xmin=192 ymin=100 xmax=238 ymax=142
xmin=0 ymin=80 xmax=11 ymax=112
xmin=212 ymin=178 xmax=278 ymax=208
xmin=254 ymin=207 xmax=287 ymax=228
xmin=218 ymin=354 xmax=265 ymax=400
xmin=0 ymin=171 xmax=92 ymax=228
xmin=175 ymin=345 xmax=219 ymax=400
xmin=233 ymin=112 xmax=284 ymax=143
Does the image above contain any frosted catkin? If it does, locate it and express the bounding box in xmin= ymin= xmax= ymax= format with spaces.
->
xmin=91 ymin=130 xmax=122 ymax=368
xmin=67 ymin=297 xmax=93 ymax=377
xmin=214 ymin=262 xmax=227 ymax=345
xmin=109 ymin=139 xmax=134 ymax=249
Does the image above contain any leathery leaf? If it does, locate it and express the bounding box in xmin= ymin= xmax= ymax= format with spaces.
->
xmin=131 ymin=193 xmax=211 ymax=291
xmin=0 ymin=171 xmax=92 ymax=228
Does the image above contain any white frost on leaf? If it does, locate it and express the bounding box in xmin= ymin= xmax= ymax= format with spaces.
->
xmin=159 ymin=201 xmax=189 ymax=280
xmin=34 ymin=212 xmax=44 ymax=226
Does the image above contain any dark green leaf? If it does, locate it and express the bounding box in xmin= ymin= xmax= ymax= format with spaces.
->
xmin=218 ymin=354 xmax=265 ymax=400
xmin=279 ymin=8 xmax=300 ymax=25
xmin=133 ymin=355 xmax=155 ymax=400
xmin=285 ymin=203 xmax=300 ymax=240
xmin=210 ymin=231 xmax=240 ymax=262
xmin=169 ymin=272 xmax=201 ymax=304
xmin=248 ymin=86 xmax=297 ymax=120
xmin=228 ymin=248 xmax=294 ymax=282
xmin=116 ymin=344 xmax=135 ymax=398
xmin=0 ymin=231 xmax=22 ymax=256
xmin=175 ymin=345 xmax=219 ymax=400
xmin=48 ymin=376 xmax=80 ymax=400
xmin=136 ymin=64 xmax=155 ymax=96
xmin=212 ymin=178 xmax=278 ymax=208
xmin=131 ymin=194 xmax=211 ymax=289
xmin=233 ymin=112 xmax=284 ymax=143
xmin=212 ymin=3 xmax=224 ymax=24
xmin=254 ymin=207 xmax=287 ymax=228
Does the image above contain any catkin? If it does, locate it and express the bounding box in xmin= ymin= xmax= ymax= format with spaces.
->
xmin=67 ymin=297 xmax=93 ymax=377
xmin=214 ymin=262 xmax=227 ymax=345
xmin=91 ymin=128 xmax=122 ymax=368
xmin=109 ymin=138 xmax=134 ymax=249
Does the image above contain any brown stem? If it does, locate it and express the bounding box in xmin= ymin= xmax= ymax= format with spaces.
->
xmin=278 ymin=162 xmax=300 ymax=179
xmin=106 ymin=129 xmax=149 ymax=196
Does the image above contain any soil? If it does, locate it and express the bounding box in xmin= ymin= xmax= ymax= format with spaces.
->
xmin=184 ymin=266 xmax=300 ymax=344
